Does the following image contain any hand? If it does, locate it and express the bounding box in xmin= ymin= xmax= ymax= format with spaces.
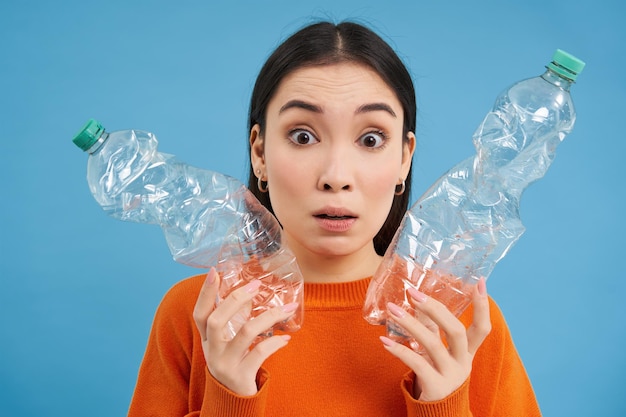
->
xmin=381 ymin=278 xmax=491 ymax=401
xmin=193 ymin=268 xmax=298 ymax=396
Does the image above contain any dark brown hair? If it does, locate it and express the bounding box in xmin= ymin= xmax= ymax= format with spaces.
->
xmin=247 ymin=21 xmax=416 ymax=255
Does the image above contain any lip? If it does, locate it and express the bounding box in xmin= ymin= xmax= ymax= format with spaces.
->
xmin=313 ymin=206 xmax=358 ymax=233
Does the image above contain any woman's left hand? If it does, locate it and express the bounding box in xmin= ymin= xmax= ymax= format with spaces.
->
xmin=381 ymin=278 xmax=491 ymax=401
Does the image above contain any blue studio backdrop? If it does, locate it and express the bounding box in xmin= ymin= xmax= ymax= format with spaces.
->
xmin=1 ymin=1 xmax=624 ymax=416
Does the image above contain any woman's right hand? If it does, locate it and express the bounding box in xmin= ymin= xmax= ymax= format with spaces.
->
xmin=193 ymin=267 xmax=298 ymax=396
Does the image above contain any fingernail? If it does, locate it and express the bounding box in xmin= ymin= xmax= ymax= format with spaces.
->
xmin=387 ymin=302 xmax=406 ymax=318
xmin=380 ymin=336 xmax=396 ymax=347
xmin=282 ymin=302 xmax=298 ymax=313
xmin=245 ymin=280 xmax=262 ymax=293
xmin=407 ymin=287 xmax=427 ymax=302
xmin=206 ymin=268 xmax=216 ymax=284
xmin=280 ymin=335 xmax=292 ymax=342
xmin=477 ymin=277 xmax=487 ymax=296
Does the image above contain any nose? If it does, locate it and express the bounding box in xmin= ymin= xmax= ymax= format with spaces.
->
xmin=317 ymin=147 xmax=353 ymax=192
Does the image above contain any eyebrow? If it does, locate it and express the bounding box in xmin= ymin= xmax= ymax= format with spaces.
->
xmin=355 ymin=102 xmax=397 ymax=118
xmin=278 ymin=99 xmax=397 ymax=118
xmin=279 ymin=100 xmax=322 ymax=114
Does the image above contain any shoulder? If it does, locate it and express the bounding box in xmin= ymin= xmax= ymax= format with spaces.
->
xmin=136 ymin=275 xmax=208 ymax=387
xmin=462 ymin=297 xmax=540 ymax=414
xmin=459 ymin=295 xmax=513 ymax=350
xmin=161 ymin=273 xmax=206 ymax=305
xmin=152 ymin=273 xmax=206 ymax=325
xmin=460 ymin=296 xmax=508 ymax=329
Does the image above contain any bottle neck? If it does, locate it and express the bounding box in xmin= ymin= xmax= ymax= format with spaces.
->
xmin=86 ymin=131 xmax=109 ymax=154
xmin=541 ymin=68 xmax=573 ymax=91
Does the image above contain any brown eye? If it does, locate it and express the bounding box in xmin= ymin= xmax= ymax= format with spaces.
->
xmin=288 ymin=129 xmax=319 ymax=145
xmin=296 ymin=132 xmax=310 ymax=144
xmin=359 ymin=131 xmax=385 ymax=148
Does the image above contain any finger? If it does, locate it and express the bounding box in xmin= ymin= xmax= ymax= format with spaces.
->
xmin=417 ymin=309 xmax=440 ymax=335
xmin=241 ymin=334 xmax=292 ymax=372
xmin=206 ymin=279 xmax=262 ymax=342
xmin=380 ymin=335 xmax=439 ymax=381
xmin=386 ymin=302 xmax=449 ymax=367
xmin=407 ymin=288 xmax=469 ymax=359
xmin=193 ymin=268 xmax=220 ymax=341
xmin=229 ymin=302 xmax=299 ymax=354
xmin=467 ymin=278 xmax=491 ymax=354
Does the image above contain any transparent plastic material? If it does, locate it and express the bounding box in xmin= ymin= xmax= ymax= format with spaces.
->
xmin=73 ymin=121 xmax=304 ymax=340
xmin=363 ymin=50 xmax=585 ymax=351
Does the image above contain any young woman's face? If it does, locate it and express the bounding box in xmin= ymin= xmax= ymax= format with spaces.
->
xmin=250 ymin=62 xmax=415 ymax=263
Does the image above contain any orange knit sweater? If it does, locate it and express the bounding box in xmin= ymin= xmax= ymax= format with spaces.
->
xmin=128 ymin=275 xmax=541 ymax=416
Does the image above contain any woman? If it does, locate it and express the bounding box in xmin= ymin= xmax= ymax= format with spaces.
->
xmin=128 ymin=21 xmax=541 ymax=416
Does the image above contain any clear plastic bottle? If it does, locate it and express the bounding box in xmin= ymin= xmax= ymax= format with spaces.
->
xmin=363 ymin=50 xmax=585 ymax=350
xmin=73 ymin=120 xmax=304 ymax=340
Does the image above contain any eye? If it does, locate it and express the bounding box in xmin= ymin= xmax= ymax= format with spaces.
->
xmin=359 ymin=130 xmax=386 ymax=148
xmin=288 ymin=129 xmax=319 ymax=145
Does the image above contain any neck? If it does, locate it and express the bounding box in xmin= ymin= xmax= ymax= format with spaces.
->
xmin=286 ymin=240 xmax=382 ymax=283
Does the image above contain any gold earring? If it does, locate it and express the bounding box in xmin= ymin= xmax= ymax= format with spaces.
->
xmin=257 ymin=174 xmax=268 ymax=193
xmin=394 ymin=179 xmax=406 ymax=196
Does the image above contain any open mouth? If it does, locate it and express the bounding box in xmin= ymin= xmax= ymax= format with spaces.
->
xmin=313 ymin=210 xmax=358 ymax=232
xmin=314 ymin=214 xmax=356 ymax=220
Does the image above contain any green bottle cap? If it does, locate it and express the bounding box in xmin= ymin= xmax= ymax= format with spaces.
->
xmin=547 ymin=49 xmax=586 ymax=82
xmin=72 ymin=119 xmax=105 ymax=151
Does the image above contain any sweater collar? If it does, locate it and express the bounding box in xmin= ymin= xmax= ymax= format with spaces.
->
xmin=303 ymin=277 xmax=371 ymax=309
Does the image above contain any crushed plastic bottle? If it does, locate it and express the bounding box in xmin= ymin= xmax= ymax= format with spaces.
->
xmin=363 ymin=49 xmax=585 ymax=351
xmin=73 ymin=120 xmax=304 ymax=340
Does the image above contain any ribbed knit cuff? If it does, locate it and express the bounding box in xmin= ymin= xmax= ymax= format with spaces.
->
xmin=203 ymin=367 xmax=270 ymax=417
xmin=402 ymin=372 xmax=472 ymax=417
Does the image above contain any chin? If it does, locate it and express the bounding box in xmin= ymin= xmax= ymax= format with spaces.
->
xmin=311 ymin=239 xmax=374 ymax=258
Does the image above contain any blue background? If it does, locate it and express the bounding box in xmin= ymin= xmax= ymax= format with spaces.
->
xmin=1 ymin=1 xmax=624 ymax=416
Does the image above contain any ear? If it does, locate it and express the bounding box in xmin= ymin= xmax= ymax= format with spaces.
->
xmin=400 ymin=131 xmax=416 ymax=179
xmin=250 ymin=124 xmax=266 ymax=176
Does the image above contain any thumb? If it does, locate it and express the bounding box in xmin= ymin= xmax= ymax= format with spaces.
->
xmin=193 ymin=267 xmax=221 ymax=342
xmin=467 ymin=277 xmax=491 ymax=355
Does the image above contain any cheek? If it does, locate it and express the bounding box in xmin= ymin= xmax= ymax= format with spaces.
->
xmin=362 ymin=157 xmax=404 ymax=226
xmin=371 ymin=169 xmax=398 ymax=194
xmin=268 ymin=160 xmax=304 ymax=195
xmin=263 ymin=150 xmax=310 ymax=216
xmin=368 ymin=175 xmax=398 ymax=225
xmin=364 ymin=156 xmax=402 ymax=197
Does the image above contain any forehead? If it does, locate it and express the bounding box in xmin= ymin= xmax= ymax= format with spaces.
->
xmin=269 ymin=62 xmax=401 ymax=110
